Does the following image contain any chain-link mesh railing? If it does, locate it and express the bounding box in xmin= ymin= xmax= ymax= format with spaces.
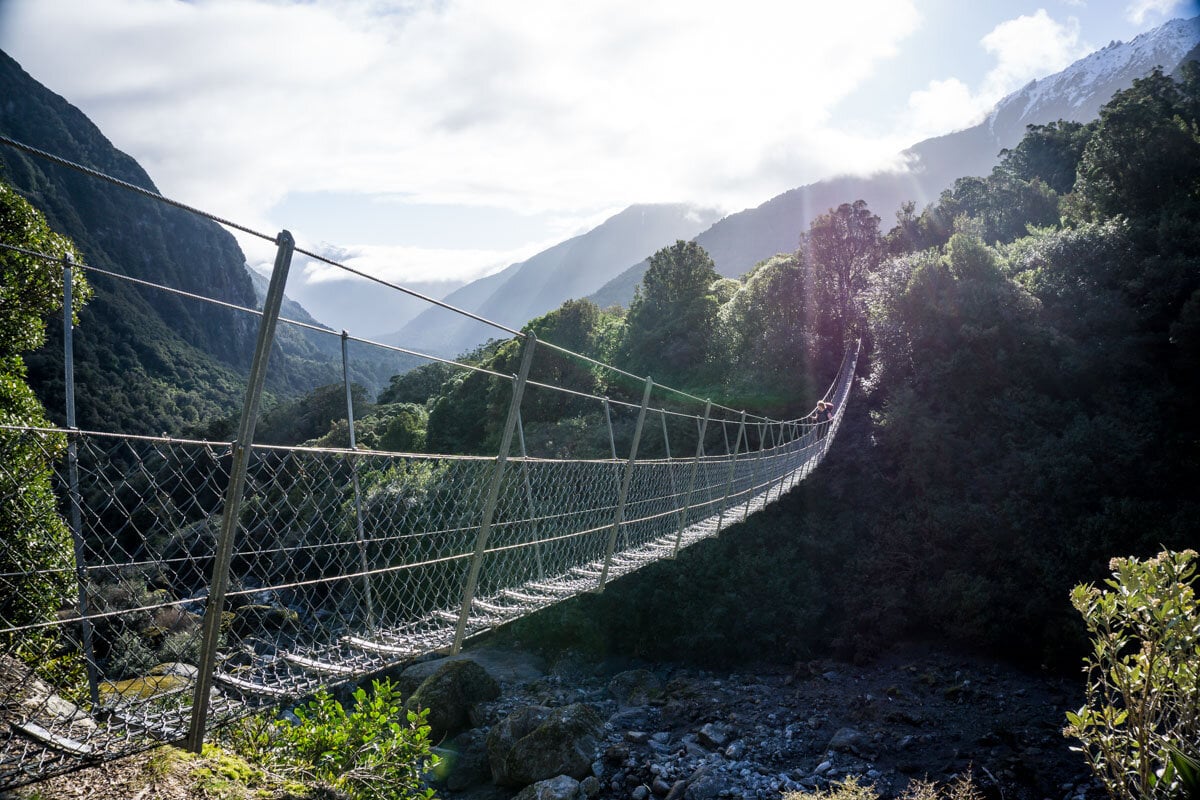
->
xmin=0 ymin=133 xmax=861 ymax=789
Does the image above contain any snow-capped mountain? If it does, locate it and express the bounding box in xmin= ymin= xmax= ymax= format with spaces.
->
xmin=987 ymin=16 xmax=1200 ymax=145
xmin=588 ymin=15 xmax=1200 ymax=307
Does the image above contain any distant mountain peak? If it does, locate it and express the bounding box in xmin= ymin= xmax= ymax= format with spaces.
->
xmin=987 ymin=15 xmax=1199 ymax=141
xmin=380 ymin=201 xmax=722 ymax=360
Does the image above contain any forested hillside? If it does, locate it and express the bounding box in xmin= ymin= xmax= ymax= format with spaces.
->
xmin=0 ymin=50 xmax=395 ymax=436
xmin=5 ymin=50 xmax=1196 ymax=676
xmin=266 ymin=65 xmax=1200 ymax=671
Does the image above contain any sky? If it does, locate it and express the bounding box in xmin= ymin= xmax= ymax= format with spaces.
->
xmin=0 ymin=0 xmax=1196 ymax=330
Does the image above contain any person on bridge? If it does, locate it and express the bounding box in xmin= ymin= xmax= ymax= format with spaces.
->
xmin=813 ymin=401 xmax=834 ymax=438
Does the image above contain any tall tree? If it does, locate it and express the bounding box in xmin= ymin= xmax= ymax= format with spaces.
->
xmin=1073 ymin=65 xmax=1200 ymax=222
xmin=998 ymin=120 xmax=1093 ymax=195
xmin=718 ymin=253 xmax=823 ymax=410
xmin=802 ymin=200 xmax=882 ymax=342
xmin=622 ymin=240 xmax=721 ymax=385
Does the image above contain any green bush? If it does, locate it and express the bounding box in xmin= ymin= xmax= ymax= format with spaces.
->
xmin=1065 ymin=549 xmax=1200 ymax=800
xmin=1 ymin=180 xmax=90 ymax=670
xmin=246 ymin=679 xmax=440 ymax=800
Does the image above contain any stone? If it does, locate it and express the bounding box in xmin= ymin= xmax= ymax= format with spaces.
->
xmin=827 ymin=726 xmax=865 ymax=754
xmin=227 ymin=604 xmax=299 ymax=639
xmin=683 ymin=766 xmax=727 ymax=800
xmin=608 ymin=669 xmax=664 ymax=708
xmin=433 ymin=728 xmax=491 ymax=791
xmin=406 ymin=659 xmax=501 ymax=741
xmin=626 ymin=730 xmax=651 ymax=744
xmin=581 ymin=776 xmax=602 ymax=797
xmin=488 ymin=703 xmax=604 ymax=788
xmin=813 ymin=760 xmax=832 ymax=776
xmin=514 ymin=775 xmax=585 ymax=800
xmin=697 ymin=722 xmax=733 ymax=749
xmin=397 ymin=656 xmax=460 ymax=696
xmin=149 ymin=661 xmax=199 ymax=678
xmin=98 ymin=674 xmax=190 ymax=704
xmin=632 ymin=785 xmax=650 ymax=800
xmin=652 ymin=777 xmax=673 ymax=795
xmin=724 ymin=739 xmax=746 ymax=759
xmin=664 ymin=780 xmax=688 ymax=800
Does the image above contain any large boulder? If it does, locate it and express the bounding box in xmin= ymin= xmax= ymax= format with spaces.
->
xmin=431 ymin=728 xmax=491 ymax=791
xmin=514 ymin=775 xmax=585 ymax=800
xmin=608 ymin=669 xmax=663 ymax=709
xmin=406 ymin=659 xmax=500 ymax=741
xmin=487 ymin=703 xmax=603 ymax=788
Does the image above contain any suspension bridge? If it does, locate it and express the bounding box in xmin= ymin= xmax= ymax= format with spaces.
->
xmin=0 ymin=135 xmax=859 ymax=790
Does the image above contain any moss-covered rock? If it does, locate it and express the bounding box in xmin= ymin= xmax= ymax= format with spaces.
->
xmin=487 ymin=703 xmax=603 ymax=787
xmin=405 ymin=659 xmax=500 ymax=741
xmin=607 ymin=668 xmax=663 ymax=708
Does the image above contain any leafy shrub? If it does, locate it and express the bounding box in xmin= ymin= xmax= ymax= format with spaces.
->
xmin=1065 ymin=549 xmax=1200 ymax=800
xmin=238 ymin=679 xmax=439 ymax=800
xmin=0 ymin=181 xmax=90 ymax=661
xmin=105 ymin=628 xmax=155 ymax=680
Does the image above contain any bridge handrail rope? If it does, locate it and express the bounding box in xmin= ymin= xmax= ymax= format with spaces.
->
xmin=0 ymin=133 xmax=861 ymax=788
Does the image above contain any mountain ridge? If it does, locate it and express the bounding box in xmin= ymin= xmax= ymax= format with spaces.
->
xmin=0 ymin=48 xmax=391 ymax=433
xmin=381 ymin=202 xmax=722 ymax=359
xmin=588 ymin=14 xmax=1200 ymax=307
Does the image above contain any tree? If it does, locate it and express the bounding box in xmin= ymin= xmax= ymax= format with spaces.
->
xmin=1073 ymin=66 xmax=1200 ymax=222
xmin=802 ymin=200 xmax=882 ymax=342
xmin=998 ymin=120 xmax=1093 ymax=195
xmin=0 ymin=180 xmax=91 ymax=640
xmin=522 ymin=299 xmax=606 ymax=422
xmin=622 ymin=240 xmax=721 ymax=385
xmin=718 ymin=253 xmax=824 ymax=410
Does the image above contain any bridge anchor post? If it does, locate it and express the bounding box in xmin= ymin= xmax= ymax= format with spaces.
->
xmin=672 ymin=400 xmax=710 ymax=558
xmin=452 ymin=334 xmax=537 ymax=654
xmin=598 ymin=376 xmax=654 ymax=591
xmin=187 ymin=231 xmax=294 ymax=754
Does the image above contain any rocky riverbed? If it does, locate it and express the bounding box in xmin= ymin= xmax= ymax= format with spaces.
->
xmin=423 ymin=641 xmax=1099 ymax=800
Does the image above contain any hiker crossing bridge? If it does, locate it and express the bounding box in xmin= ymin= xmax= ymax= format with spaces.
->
xmin=0 ymin=136 xmax=859 ymax=789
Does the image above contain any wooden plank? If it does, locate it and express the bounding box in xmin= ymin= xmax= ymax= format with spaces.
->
xmin=12 ymin=721 xmax=93 ymax=757
xmin=343 ymin=635 xmax=419 ymax=657
xmin=527 ymin=580 xmax=582 ymax=595
xmin=282 ymin=653 xmax=357 ymax=677
xmin=213 ymin=672 xmax=292 ymax=699
xmin=502 ymin=588 xmax=553 ymax=603
xmin=471 ymin=598 xmax=512 ymax=615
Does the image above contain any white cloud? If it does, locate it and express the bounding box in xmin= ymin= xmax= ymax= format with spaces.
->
xmin=1125 ymin=0 xmax=1187 ymax=23
xmin=298 ymin=240 xmax=556 ymax=288
xmin=980 ymin=9 xmax=1087 ymax=96
xmin=905 ymin=78 xmax=980 ymax=139
xmin=0 ymin=0 xmax=921 ymax=241
xmin=902 ymin=9 xmax=1090 ymax=139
